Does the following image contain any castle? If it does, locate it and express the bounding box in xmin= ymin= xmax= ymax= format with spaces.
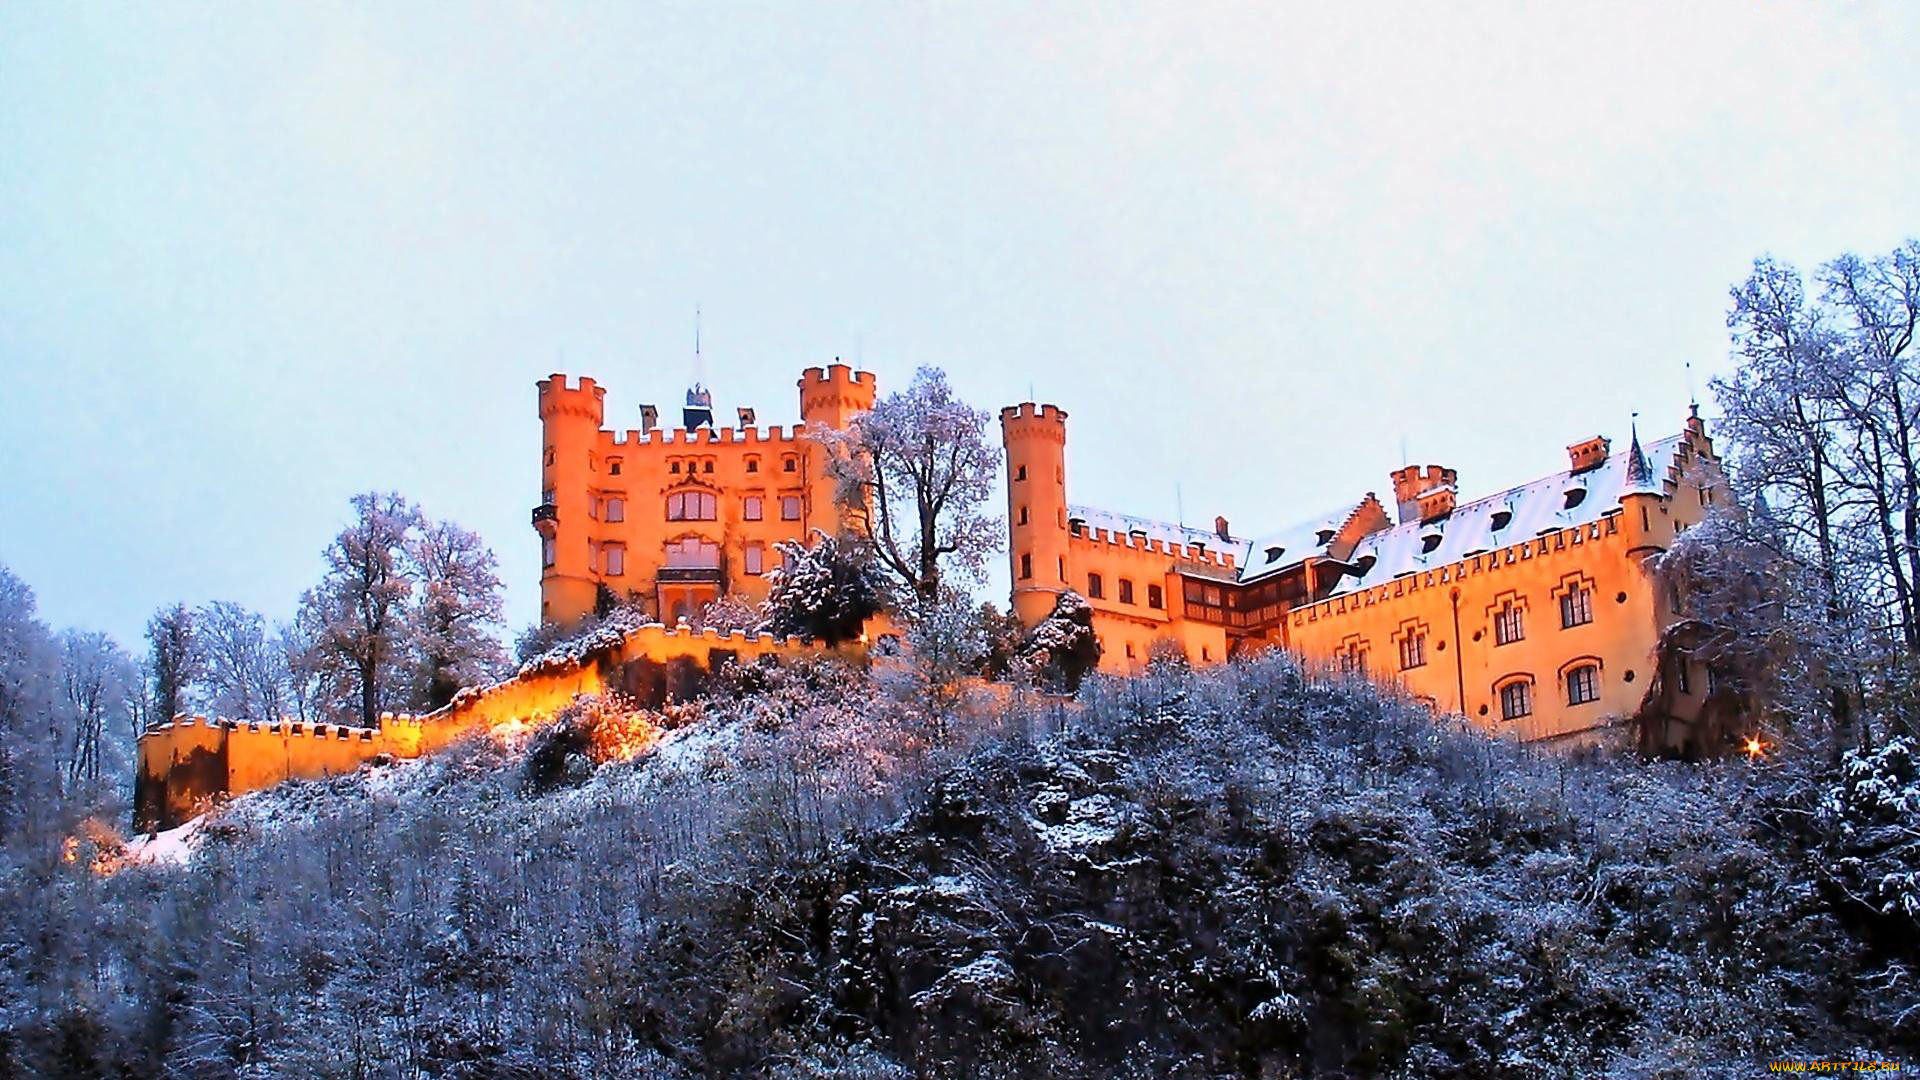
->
xmin=136 ymin=360 xmax=1736 ymax=830
xmin=534 ymin=364 xmax=873 ymax=626
xmin=1001 ymin=399 xmax=1733 ymax=753
xmin=535 ymin=362 xmax=1733 ymax=752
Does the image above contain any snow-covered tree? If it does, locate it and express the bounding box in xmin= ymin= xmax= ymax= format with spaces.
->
xmin=196 ymin=601 xmax=285 ymax=722
xmin=820 ymin=366 xmax=1001 ymax=612
xmin=882 ymin=588 xmax=989 ymax=741
xmin=1017 ymin=590 xmax=1101 ymax=691
xmin=1712 ymin=241 xmax=1920 ymax=739
xmin=694 ymin=594 xmax=763 ymax=634
xmin=0 ymin=565 xmax=59 ymax=842
xmin=297 ymin=491 xmax=421 ymax=726
xmin=762 ymin=530 xmax=888 ymax=645
xmin=143 ymin=602 xmax=199 ymax=723
xmin=56 ymin=629 xmax=136 ymax=794
xmin=406 ymin=517 xmax=507 ymax=710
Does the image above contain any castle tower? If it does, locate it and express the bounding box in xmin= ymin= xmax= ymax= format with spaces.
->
xmin=1389 ymin=464 xmax=1458 ymax=525
xmin=1620 ymin=420 xmax=1670 ymax=558
xmin=535 ymin=374 xmax=606 ymax=624
xmin=797 ymin=362 xmax=877 ymax=431
xmin=1000 ymin=402 xmax=1070 ymax=626
xmin=797 ymin=363 xmax=878 ymax=533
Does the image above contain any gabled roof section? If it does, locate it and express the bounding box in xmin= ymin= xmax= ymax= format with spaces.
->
xmin=1236 ymin=496 xmax=1381 ymax=583
xmin=1320 ymin=432 xmax=1685 ymax=598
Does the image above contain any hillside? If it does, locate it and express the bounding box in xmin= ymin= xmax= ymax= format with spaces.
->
xmin=5 ymin=653 xmax=1914 ymax=1078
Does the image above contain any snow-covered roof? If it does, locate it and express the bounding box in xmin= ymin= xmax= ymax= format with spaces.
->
xmin=1318 ymin=433 xmax=1685 ymax=597
xmin=1067 ymin=505 xmax=1239 ymax=550
xmin=1233 ymin=504 xmax=1369 ymax=581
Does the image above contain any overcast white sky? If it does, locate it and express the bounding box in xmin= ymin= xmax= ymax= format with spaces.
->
xmin=3 ymin=2 xmax=1917 ymax=648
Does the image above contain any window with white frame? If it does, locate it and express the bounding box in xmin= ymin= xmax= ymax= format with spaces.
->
xmin=1566 ymin=663 xmax=1599 ymax=705
xmin=604 ymin=545 xmax=625 ymax=576
xmin=744 ymin=543 xmax=764 ymax=575
xmin=1494 ymin=602 xmax=1525 ymax=645
xmin=667 ymin=491 xmax=717 ymax=521
xmin=1560 ymin=583 xmax=1593 ymax=628
xmin=743 ymin=495 xmax=763 ymax=521
xmin=605 ymin=497 xmax=624 ymax=522
xmin=1499 ymin=679 xmax=1532 ymax=719
xmin=780 ymin=495 xmax=802 ymax=520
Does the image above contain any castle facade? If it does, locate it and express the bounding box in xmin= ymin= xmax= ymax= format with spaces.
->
xmin=535 ymin=364 xmax=875 ymax=626
xmin=1002 ymin=400 xmax=1734 ymax=754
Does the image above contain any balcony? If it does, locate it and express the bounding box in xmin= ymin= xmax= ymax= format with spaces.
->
xmin=656 ymin=565 xmax=723 ymax=584
xmin=530 ymin=503 xmax=558 ymax=537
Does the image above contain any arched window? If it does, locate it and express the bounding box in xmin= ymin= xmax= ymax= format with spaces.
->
xmin=667 ymin=491 xmax=717 ymax=521
xmin=1560 ymin=581 xmax=1593 ymax=628
xmin=1493 ymin=598 xmax=1525 ymax=645
xmin=1087 ymin=572 xmax=1104 ymax=599
xmin=1397 ymin=625 xmax=1427 ymax=670
xmin=1118 ymin=579 xmax=1135 ymax=604
xmin=1566 ymin=663 xmax=1600 ymax=705
xmin=1498 ymin=678 xmax=1533 ymax=720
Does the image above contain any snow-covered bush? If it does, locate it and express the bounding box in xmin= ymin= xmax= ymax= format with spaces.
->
xmin=762 ymin=530 xmax=888 ymax=645
xmin=1016 ymin=590 xmax=1100 ymax=691
xmin=1821 ymin=737 xmax=1920 ymax=923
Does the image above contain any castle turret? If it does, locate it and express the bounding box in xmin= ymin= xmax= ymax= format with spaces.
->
xmin=1001 ymin=402 xmax=1070 ymax=626
xmin=1619 ymin=420 xmax=1670 ymax=558
xmin=797 ymin=362 xmax=877 ymax=431
xmin=1389 ymin=464 xmax=1458 ymax=525
xmin=536 ymin=374 xmax=606 ymax=624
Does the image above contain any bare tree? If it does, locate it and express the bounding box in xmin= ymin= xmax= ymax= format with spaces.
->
xmin=298 ymin=492 xmax=421 ymax=726
xmin=144 ymin=603 xmax=200 ymax=723
xmin=197 ymin=601 xmax=286 ymax=721
xmin=406 ymin=517 xmax=507 ymax=711
xmin=820 ymin=366 xmax=1001 ymax=612
xmin=56 ymin=630 xmax=135 ymax=793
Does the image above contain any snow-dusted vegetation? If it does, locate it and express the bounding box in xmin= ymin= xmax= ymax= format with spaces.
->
xmin=3 ymin=649 xmax=1914 ymax=1076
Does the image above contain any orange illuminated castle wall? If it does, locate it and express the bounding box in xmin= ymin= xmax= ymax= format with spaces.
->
xmin=1003 ymin=400 xmax=1734 ymax=755
xmin=535 ymin=363 xmax=875 ymax=626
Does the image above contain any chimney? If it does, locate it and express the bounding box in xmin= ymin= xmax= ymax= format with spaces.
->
xmin=1214 ymin=515 xmax=1231 ymax=541
xmin=1567 ymin=435 xmax=1610 ymax=474
xmin=1390 ymin=465 xmax=1458 ymax=524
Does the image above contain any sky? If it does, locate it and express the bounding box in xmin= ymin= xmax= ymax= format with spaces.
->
xmin=2 ymin=1 xmax=1917 ymax=650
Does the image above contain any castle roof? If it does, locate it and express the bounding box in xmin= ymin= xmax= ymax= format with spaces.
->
xmin=1310 ymin=432 xmax=1685 ymax=596
xmin=1067 ymin=505 xmax=1242 ymax=550
xmin=1234 ymin=503 xmax=1370 ymax=580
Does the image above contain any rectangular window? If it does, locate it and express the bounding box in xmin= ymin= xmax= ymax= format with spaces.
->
xmin=746 ymin=458 xmax=759 ymax=473
xmin=1019 ymin=506 xmax=1028 ymax=525
xmin=588 ymin=496 xmax=600 ymax=520
xmin=1560 ymin=586 xmax=1592 ymax=628
xmin=1494 ymin=604 xmax=1524 ymax=645
xmin=542 ymin=537 xmax=555 ymax=568
xmin=542 ymin=488 xmax=555 ymax=507
xmin=783 ymin=456 xmax=797 ymax=473
xmin=780 ymin=495 xmax=802 ymax=520
xmin=1340 ymin=649 xmax=1367 ymax=677
xmin=744 ymin=543 xmax=764 ymax=575
xmin=606 ymin=497 xmax=624 ymax=523
xmin=1567 ymin=665 xmax=1599 ymax=705
xmin=1119 ymin=579 xmax=1135 ymax=604
xmin=609 ymin=459 xmax=622 ymax=476
xmin=1015 ymin=465 xmax=1027 ymax=481
xmin=744 ymin=496 xmax=763 ymax=521
xmin=667 ymin=491 xmax=717 ymax=521
xmin=1500 ymin=681 xmax=1532 ymax=720
xmin=1147 ymin=584 xmax=1164 ymax=609
xmin=1399 ymin=631 xmax=1426 ymax=670
xmin=604 ymin=545 xmax=625 ymax=576
xmin=1020 ymin=553 xmax=1033 ymax=580
xmin=1088 ymin=573 xmax=1103 ymax=599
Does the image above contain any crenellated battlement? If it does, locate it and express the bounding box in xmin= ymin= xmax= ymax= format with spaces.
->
xmin=1069 ymin=525 xmax=1236 ymax=570
xmin=798 ymin=362 xmax=877 ymax=392
xmin=1000 ymin=402 xmax=1068 ymax=425
xmin=600 ymin=423 xmax=812 ymax=449
xmin=538 ymin=373 xmax=607 ymax=424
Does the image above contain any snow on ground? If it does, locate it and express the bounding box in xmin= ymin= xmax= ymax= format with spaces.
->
xmin=120 ymin=815 xmax=208 ymax=867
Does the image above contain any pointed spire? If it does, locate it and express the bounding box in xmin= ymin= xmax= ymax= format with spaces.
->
xmin=1624 ymin=413 xmax=1658 ymax=494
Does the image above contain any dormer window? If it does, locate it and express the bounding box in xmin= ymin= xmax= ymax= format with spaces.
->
xmin=1316 ymin=528 xmax=1336 ymax=546
xmin=1069 ymin=517 xmax=1085 ymax=536
xmin=1265 ymin=545 xmax=1285 ymax=562
xmin=1490 ymin=509 xmax=1513 ymax=531
xmin=1420 ymin=532 xmax=1443 ymax=554
xmin=1352 ymin=554 xmax=1378 ymax=576
xmin=1564 ymin=487 xmax=1586 ymax=510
